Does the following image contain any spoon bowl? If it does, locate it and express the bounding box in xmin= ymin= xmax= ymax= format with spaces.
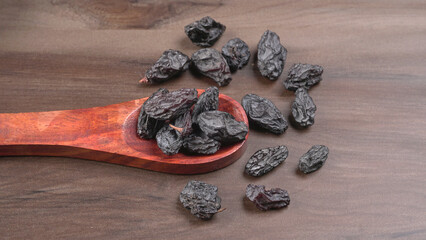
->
xmin=0 ymin=90 xmax=248 ymax=174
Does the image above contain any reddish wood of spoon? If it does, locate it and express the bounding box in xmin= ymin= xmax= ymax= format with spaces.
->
xmin=0 ymin=90 xmax=249 ymax=174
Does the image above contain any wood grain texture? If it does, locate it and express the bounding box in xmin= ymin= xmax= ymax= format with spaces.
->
xmin=0 ymin=0 xmax=425 ymax=239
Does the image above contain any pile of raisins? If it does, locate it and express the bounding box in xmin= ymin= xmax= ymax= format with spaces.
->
xmin=137 ymin=87 xmax=248 ymax=156
xmin=134 ymin=16 xmax=331 ymax=220
xmin=139 ymin=16 xmax=251 ymax=87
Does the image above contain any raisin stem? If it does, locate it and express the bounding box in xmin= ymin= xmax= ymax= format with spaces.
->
xmin=169 ymin=124 xmax=183 ymax=133
xmin=138 ymin=77 xmax=149 ymax=84
xmin=217 ymin=208 xmax=227 ymax=213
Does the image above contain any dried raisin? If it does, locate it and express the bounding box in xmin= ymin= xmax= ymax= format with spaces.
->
xmin=245 ymin=145 xmax=288 ymax=177
xmin=257 ymin=30 xmax=287 ymax=80
xmin=184 ymin=16 xmax=226 ymax=47
xmin=191 ymin=48 xmax=232 ymax=87
xmin=242 ymin=94 xmax=288 ymax=134
xmin=180 ymin=180 xmax=222 ymax=220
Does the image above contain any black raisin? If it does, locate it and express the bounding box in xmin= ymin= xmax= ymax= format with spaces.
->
xmin=142 ymin=50 xmax=191 ymax=84
xmin=155 ymin=125 xmax=183 ymax=155
xmin=144 ymin=88 xmax=198 ymax=121
xmin=242 ymin=94 xmax=288 ymax=134
xmin=298 ymin=145 xmax=329 ymax=174
xmin=184 ymin=16 xmax=226 ymax=47
xmin=197 ymin=110 xmax=248 ymax=144
xmin=180 ymin=180 xmax=222 ymax=220
xmin=172 ymin=111 xmax=193 ymax=137
xmin=192 ymin=86 xmax=219 ymax=124
xmin=137 ymin=88 xmax=169 ymax=139
xmin=291 ymin=88 xmax=316 ymax=127
xmin=182 ymin=133 xmax=221 ymax=155
xmin=284 ymin=63 xmax=324 ymax=91
xmin=245 ymin=145 xmax=288 ymax=177
xmin=246 ymin=184 xmax=290 ymax=211
xmin=257 ymin=30 xmax=287 ymax=80
xmin=221 ymin=38 xmax=250 ymax=72
xmin=191 ymin=48 xmax=232 ymax=87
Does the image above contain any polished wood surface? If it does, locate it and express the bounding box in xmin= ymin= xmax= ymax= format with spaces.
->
xmin=0 ymin=91 xmax=248 ymax=174
xmin=1 ymin=0 xmax=425 ymax=239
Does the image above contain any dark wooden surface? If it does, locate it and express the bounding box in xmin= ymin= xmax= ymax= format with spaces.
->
xmin=1 ymin=0 xmax=425 ymax=239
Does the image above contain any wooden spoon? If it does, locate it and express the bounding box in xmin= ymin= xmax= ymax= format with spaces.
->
xmin=0 ymin=90 xmax=249 ymax=174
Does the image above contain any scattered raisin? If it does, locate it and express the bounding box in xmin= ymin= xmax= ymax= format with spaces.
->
xmin=291 ymin=88 xmax=316 ymax=127
xmin=298 ymin=145 xmax=329 ymax=174
xmin=180 ymin=180 xmax=222 ymax=220
xmin=221 ymin=38 xmax=251 ymax=72
xmin=245 ymin=145 xmax=288 ymax=177
xmin=257 ymin=30 xmax=287 ymax=80
xmin=246 ymin=184 xmax=290 ymax=211
xmin=242 ymin=94 xmax=288 ymax=134
xmin=142 ymin=50 xmax=191 ymax=84
xmin=284 ymin=63 xmax=324 ymax=91
xmin=191 ymin=48 xmax=232 ymax=87
xmin=184 ymin=16 xmax=226 ymax=47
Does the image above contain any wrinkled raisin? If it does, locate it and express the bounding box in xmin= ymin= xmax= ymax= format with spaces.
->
xmin=180 ymin=180 xmax=222 ymax=220
xmin=155 ymin=125 xmax=183 ymax=155
xmin=221 ymin=38 xmax=250 ymax=72
xmin=191 ymin=48 xmax=232 ymax=87
xmin=245 ymin=145 xmax=288 ymax=177
xmin=197 ymin=110 xmax=248 ymax=144
xmin=291 ymin=88 xmax=316 ymax=127
xmin=144 ymin=88 xmax=198 ymax=121
xmin=257 ymin=30 xmax=287 ymax=80
xmin=172 ymin=111 xmax=193 ymax=137
xmin=184 ymin=16 xmax=226 ymax=47
xmin=298 ymin=145 xmax=329 ymax=174
xmin=242 ymin=94 xmax=288 ymax=134
xmin=246 ymin=184 xmax=290 ymax=211
xmin=137 ymin=88 xmax=168 ymax=139
xmin=142 ymin=50 xmax=190 ymax=84
xmin=284 ymin=63 xmax=324 ymax=91
xmin=192 ymin=86 xmax=219 ymax=124
xmin=182 ymin=133 xmax=221 ymax=155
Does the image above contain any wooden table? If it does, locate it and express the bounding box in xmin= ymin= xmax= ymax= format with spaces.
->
xmin=1 ymin=1 xmax=425 ymax=239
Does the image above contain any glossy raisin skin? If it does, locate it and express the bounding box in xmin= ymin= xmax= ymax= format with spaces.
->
xmin=145 ymin=50 xmax=191 ymax=84
xmin=284 ymin=63 xmax=324 ymax=91
xmin=257 ymin=30 xmax=287 ymax=80
xmin=197 ymin=110 xmax=248 ymax=144
xmin=144 ymin=88 xmax=198 ymax=121
xmin=246 ymin=184 xmax=290 ymax=211
xmin=155 ymin=125 xmax=183 ymax=155
xmin=245 ymin=145 xmax=288 ymax=177
xmin=192 ymin=86 xmax=219 ymax=124
xmin=291 ymin=88 xmax=316 ymax=127
xmin=184 ymin=16 xmax=226 ymax=47
xmin=191 ymin=48 xmax=232 ymax=87
xmin=299 ymin=145 xmax=329 ymax=174
xmin=180 ymin=180 xmax=222 ymax=220
xmin=137 ymin=88 xmax=168 ymax=139
xmin=242 ymin=94 xmax=288 ymax=134
xmin=182 ymin=133 xmax=221 ymax=155
xmin=221 ymin=38 xmax=251 ymax=72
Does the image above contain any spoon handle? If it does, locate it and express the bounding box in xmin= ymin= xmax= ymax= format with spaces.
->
xmin=0 ymin=99 xmax=144 ymax=158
